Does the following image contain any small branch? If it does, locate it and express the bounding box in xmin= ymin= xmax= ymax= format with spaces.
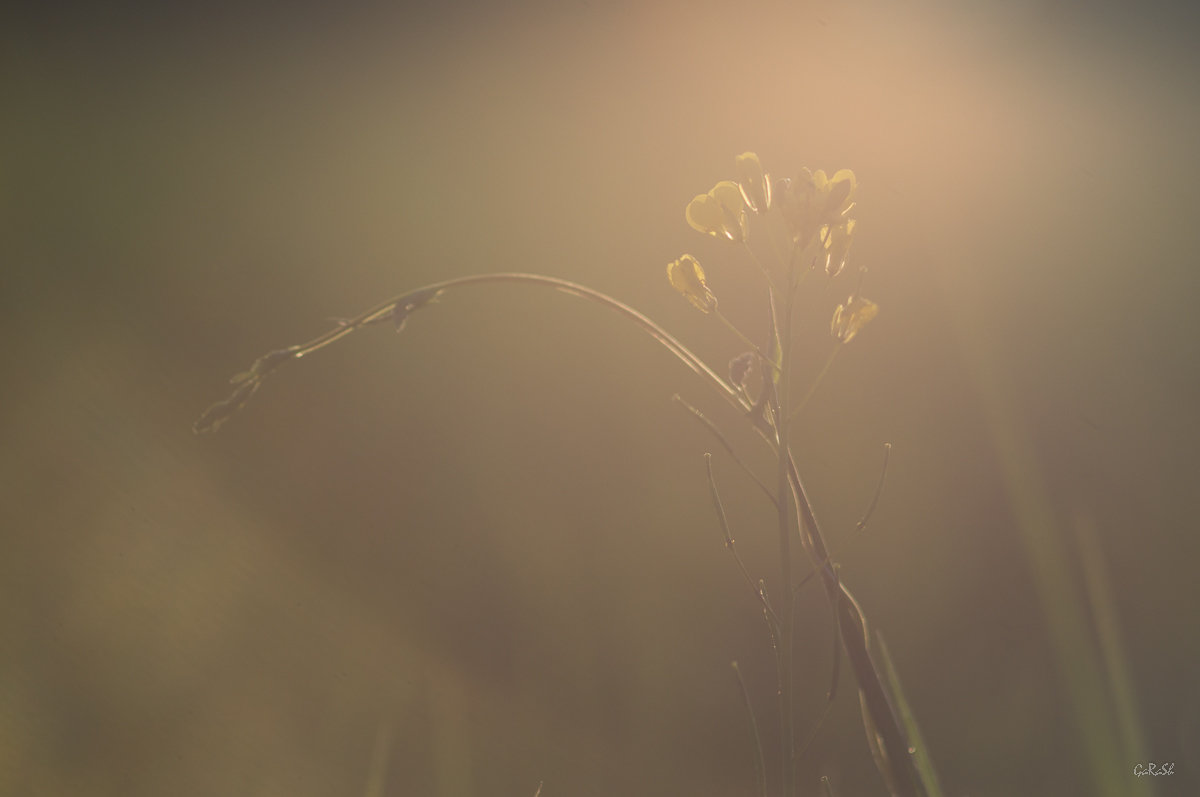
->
xmin=855 ymin=442 xmax=892 ymax=533
xmin=194 ymin=273 xmax=749 ymax=434
xmin=795 ymin=698 xmax=835 ymax=765
xmin=713 ymin=309 xmax=774 ymax=369
xmin=825 ymin=567 xmax=843 ymax=703
xmin=788 ymin=345 xmax=839 ymax=424
xmin=705 ymin=454 xmax=780 ymax=632
xmin=793 ymin=552 xmax=832 ymax=596
xmin=677 ymin=396 xmax=777 ymax=506
xmin=793 ymin=563 xmax=840 ymax=763
xmin=732 ymin=661 xmax=769 ymax=797
xmin=741 ymin=241 xmax=779 ymax=295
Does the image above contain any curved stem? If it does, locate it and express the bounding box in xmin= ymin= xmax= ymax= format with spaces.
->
xmin=193 ymin=266 xmax=922 ymax=796
xmin=742 ymin=241 xmax=779 ymax=295
xmin=195 ymin=273 xmax=750 ymax=434
xmin=784 ymin=450 xmax=920 ymax=797
xmin=788 ymin=345 xmax=840 ymax=423
xmin=713 ymin=309 xmax=777 ymax=373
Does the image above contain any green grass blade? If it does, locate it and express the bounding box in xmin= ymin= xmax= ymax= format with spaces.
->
xmin=874 ymin=632 xmax=943 ymax=797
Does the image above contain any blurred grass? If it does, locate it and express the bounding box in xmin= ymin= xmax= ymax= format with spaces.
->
xmin=961 ymin=323 xmax=1157 ymax=797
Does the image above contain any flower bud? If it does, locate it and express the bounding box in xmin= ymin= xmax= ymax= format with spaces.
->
xmin=831 ymin=295 xmax=879 ymax=343
xmin=667 ymin=254 xmax=718 ymax=313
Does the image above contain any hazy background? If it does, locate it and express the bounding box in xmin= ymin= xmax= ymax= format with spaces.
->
xmin=4 ymin=1 xmax=1199 ymax=795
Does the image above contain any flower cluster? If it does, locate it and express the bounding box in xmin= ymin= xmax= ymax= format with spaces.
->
xmin=668 ymin=152 xmax=876 ymax=345
xmin=776 ymin=167 xmax=857 ymax=276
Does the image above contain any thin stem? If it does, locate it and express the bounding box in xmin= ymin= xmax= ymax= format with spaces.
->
xmin=195 ymin=273 xmax=750 ymax=434
xmin=788 ymin=345 xmax=840 ymax=424
xmin=855 ymin=442 xmax=892 ymax=533
xmin=733 ymin=330 xmax=917 ymax=795
xmin=705 ymin=454 xmax=781 ymax=633
xmin=792 ymin=560 xmax=839 ymax=761
xmin=771 ymin=280 xmax=797 ymax=797
xmin=796 ymin=695 xmax=835 ymax=764
xmin=732 ymin=661 xmax=769 ymax=797
xmin=742 ymin=241 xmax=779 ymax=295
xmin=783 ymin=450 xmax=921 ymax=797
xmin=824 ymin=566 xmax=843 ymax=703
xmin=713 ymin=309 xmax=777 ymax=375
xmin=194 ymin=265 xmax=923 ymax=795
xmin=675 ymin=396 xmax=777 ymax=506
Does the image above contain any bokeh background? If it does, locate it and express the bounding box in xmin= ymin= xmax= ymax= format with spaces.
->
xmin=4 ymin=1 xmax=1199 ymax=795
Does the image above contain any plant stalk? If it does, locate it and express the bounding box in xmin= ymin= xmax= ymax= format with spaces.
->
xmin=773 ymin=283 xmax=797 ymax=797
xmin=194 ymin=273 xmax=755 ymax=435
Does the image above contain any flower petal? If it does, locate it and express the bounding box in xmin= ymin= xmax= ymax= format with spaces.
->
xmin=686 ymin=193 xmax=729 ymax=239
xmin=711 ymin=181 xmax=748 ymax=240
xmin=667 ymin=254 xmax=718 ymax=313
xmin=734 ymin=151 xmax=771 ymax=213
xmin=685 ymin=181 xmax=748 ymax=242
xmin=826 ymin=169 xmax=857 ymax=219
xmin=823 ymin=219 xmax=855 ymax=277
xmin=831 ymin=295 xmax=879 ymax=343
xmin=780 ymin=167 xmax=858 ymax=247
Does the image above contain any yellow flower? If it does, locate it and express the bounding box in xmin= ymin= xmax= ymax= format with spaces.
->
xmin=686 ymin=180 xmax=748 ymax=242
xmin=734 ymin=151 xmax=771 ymax=213
xmin=778 ymin=168 xmax=857 ymax=248
xmin=667 ymin=254 xmax=718 ymax=313
xmin=822 ymin=219 xmax=855 ymax=277
xmin=830 ymin=295 xmax=878 ymax=343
